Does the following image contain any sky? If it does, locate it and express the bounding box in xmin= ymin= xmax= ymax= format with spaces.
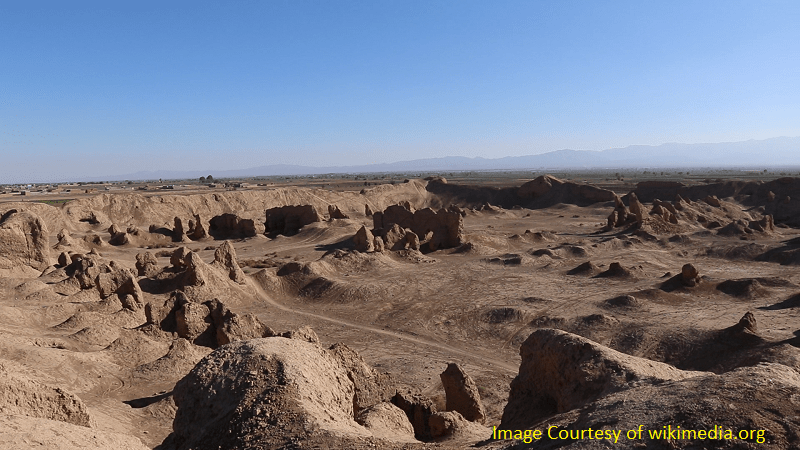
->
xmin=2 ymin=1 xmax=799 ymax=183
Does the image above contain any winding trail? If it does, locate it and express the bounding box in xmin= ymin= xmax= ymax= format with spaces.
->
xmin=250 ymin=281 xmax=519 ymax=373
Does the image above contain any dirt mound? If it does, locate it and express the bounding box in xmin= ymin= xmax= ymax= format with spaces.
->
xmin=520 ymin=230 xmax=556 ymax=242
xmin=134 ymin=338 xmax=212 ymax=381
xmin=56 ymin=256 xmax=145 ymax=311
xmin=328 ymin=342 xmax=396 ymax=413
xmin=566 ymin=261 xmax=600 ymax=275
xmin=499 ymin=328 xmax=706 ymax=431
xmin=493 ymin=363 xmax=800 ymax=450
xmin=757 ymin=236 xmax=800 ymax=265
xmin=56 ymin=309 xmax=144 ymax=331
xmin=602 ymin=187 xmax=776 ymax=236
xmin=53 ymin=229 xmax=89 ymax=253
xmin=353 ymin=225 xmax=375 ymax=252
xmin=308 ymin=248 xmax=397 ymax=274
xmin=590 ymin=312 xmax=797 ymax=375
xmin=328 ymin=204 xmax=349 ymax=219
xmin=529 ymin=248 xmax=556 ymax=258
xmin=0 ymin=210 xmax=50 ymax=276
xmin=440 ymin=363 xmax=486 ymax=424
xmin=355 ymin=402 xmax=417 ymax=443
xmin=593 ymin=262 xmax=634 ymax=278
xmin=135 ymin=251 xmax=159 ymax=277
xmin=68 ymin=324 xmax=121 ymax=347
xmin=484 ymin=307 xmax=525 ymax=324
xmin=715 ymin=277 xmax=792 ymax=299
xmin=703 ymin=242 xmax=769 ymax=260
xmin=281 ymin=325 xmax=321 ymax=344
xmin=517 ymin=175 xmax=616 ymax=207
xmin=429 ymin=410 xmax=491 ymax=443
xmin=451 ymin=241 xmax=497 ymax=255
xmin=168 ymin=337 xmax=393 ymax=450
xmin=579 ymin=313 xmax=620 ymax=327
xmin=0 ymin=415 xmax=149 ymax=450
xmin=103 ymin=329 xmax=171 ymax=367
xmin=484 ymin=254 xmax=527 ymax=265
xmin=0 ymin=360 xmax=92 ymax=427
xmin=602 ymin=294 xmax=642 ymax=308
xmin=628 ymin=176 xmax=800 ymax=226
xmin=297 ymin=274 xmax=392 ymax=304
xmin=391 ymin=390 xmax=438 ymax=441
xmin=717 ymin=219 xmax=753 ymax=236
xmin=210 ymin=240 xmax=246 ymax=284
xmin=760 ymin=293 xmax=800 ymax=310
xmin=559 ymin=244 xmax=589 ymax=257
xmin=146 ymin=295 xmax=272 ymax=348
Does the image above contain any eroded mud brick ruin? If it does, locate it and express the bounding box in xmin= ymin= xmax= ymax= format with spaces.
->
xmin=1 ymin=174 xmax=800 ymax=449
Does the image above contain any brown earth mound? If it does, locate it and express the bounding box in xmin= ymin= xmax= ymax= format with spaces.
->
xmin=492 ymin=363 xmax=800 ymax=450
xmin=429 ymin=410 xmax=491 ymax=443
xmin=440 ymin=363 xmax=486 ymax=424
xmin=567 ymin=261 xmax=600 ymax=275
xmin=484 ymin=254 xmax=526 ymax=265
xmin=757 ymin=236 xmax=800 ymax=265
xmin=168 ymin=336 xmax=402 ymax=450
xmin=517 ymin=175 xmax=616 ymax=206
xmin=353 ymin=225 xmax=375 ymax=252
xmin=0 ymin=210 xmax=50 ymax=275
xmin=328 ymin=204 xmax=349 ymax=219
xmin=0 ymin=360 xmax=92 ymax=427
xmin=355 ymin=402 xmax=417 ymax=443
xmin=593 ymin=262 xmax=634 ymax=278
xmin=135 ymin=251 xmax=159 ymax=277
xmin=716 ymin=277 xmax=793 ymax=299
xmin=134 ymin=338 xmax=212 ymax=381
xmin=602 ymin=187 xmax=777 ymax=237
xmin=391 ymin=390 xmax=438 ymax=441
xmin=0 ymin=415 xmax=149 ymax=450
xmin=630 ymin=176 xmax=800 ymax=227
xmin=499 ymin=328 xmax=706 ymax=431
xmin=146 ymin=295 xmax=272 ymax=348
xmin=602 ymin=294 xmax=642 ymax=308
xmin=211 ymin=241 xmax=246 ymax=284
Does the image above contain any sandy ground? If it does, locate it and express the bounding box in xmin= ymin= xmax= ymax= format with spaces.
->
xmin=1 ymin=176 xmax=799 ymax=448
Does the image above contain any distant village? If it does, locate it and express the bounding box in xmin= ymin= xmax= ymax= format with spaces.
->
xmin=0 ymin=175 xmax=266 ymax=200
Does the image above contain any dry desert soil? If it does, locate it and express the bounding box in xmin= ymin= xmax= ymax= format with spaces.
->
xmin=1 ymin=174 xmax=800 ymax=449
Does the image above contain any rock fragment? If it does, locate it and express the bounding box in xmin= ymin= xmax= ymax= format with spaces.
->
xmin=440 ymin=363 xmax=485 ymax=423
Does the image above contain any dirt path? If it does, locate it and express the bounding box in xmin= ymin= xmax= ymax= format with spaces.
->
xmin=250 ymin=281 xmax=519 ymax=373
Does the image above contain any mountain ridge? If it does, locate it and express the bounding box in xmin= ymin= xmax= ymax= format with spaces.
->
xmin=116 ymin=137 xmax=800 ymax=181
xmin=13 ymin=136 xmax=800 ymax=183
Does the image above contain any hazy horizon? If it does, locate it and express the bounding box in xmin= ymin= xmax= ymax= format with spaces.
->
xmin=3 ymin=1 xmax=799 ymax=183
xmin=3 ymin=136 xmax=800 ymax=185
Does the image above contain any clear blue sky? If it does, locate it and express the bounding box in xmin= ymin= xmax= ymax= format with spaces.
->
xmin=2 ymin=1 xmax=799 ymax=182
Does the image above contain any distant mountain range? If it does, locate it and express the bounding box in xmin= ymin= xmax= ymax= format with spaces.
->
xmin=94 ymin=136 xmax=800 ymax=182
